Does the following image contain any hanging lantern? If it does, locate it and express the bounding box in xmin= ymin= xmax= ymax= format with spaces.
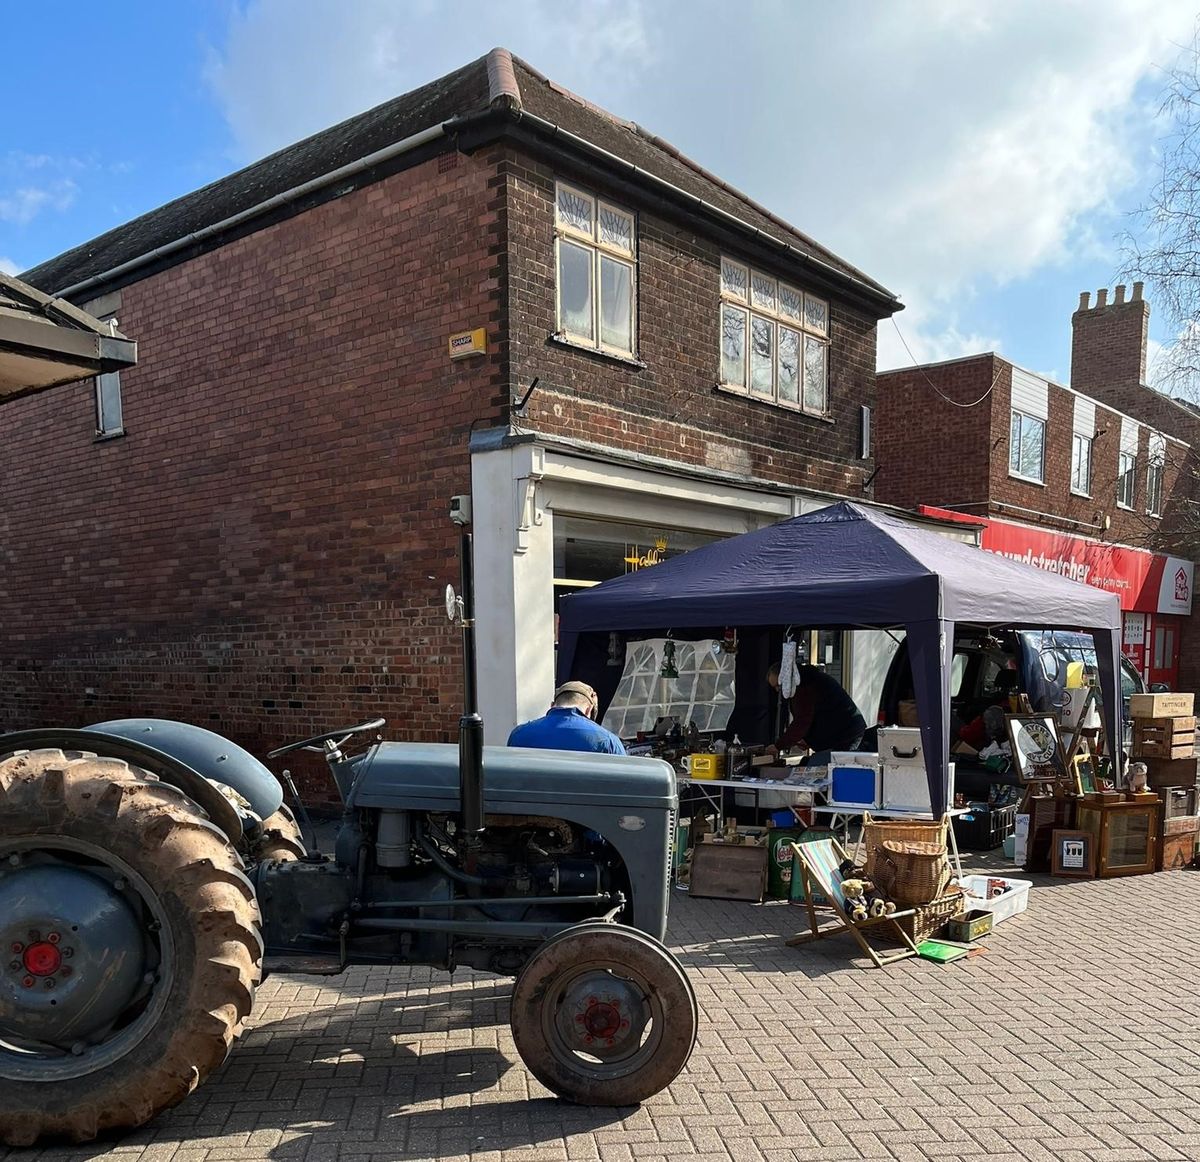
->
xmin=722 ymin=627 xmax=738 ymax=656
xmin=660 ymin=639 xmax=679 ymax=679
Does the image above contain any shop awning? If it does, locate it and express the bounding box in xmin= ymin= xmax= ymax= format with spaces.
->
xmin=0 ymin=271 xmax=136 ymax=402
xmin=557 ymin=501 xmax=1125 ymax=812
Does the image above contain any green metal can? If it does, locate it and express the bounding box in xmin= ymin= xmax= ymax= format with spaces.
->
xmin=766 ymin=828 xmax=806 ymax=899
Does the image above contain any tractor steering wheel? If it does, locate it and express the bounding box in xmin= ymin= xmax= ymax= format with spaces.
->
xmin=267 ymin=718 xmax=386 ymax=758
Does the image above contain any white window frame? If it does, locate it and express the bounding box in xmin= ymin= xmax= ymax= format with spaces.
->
xmin=554 ymin=181 xmax=637 ymax=357
xmin=1070 ymin=432 xmax=1092 ymax=497
xmin=1146 ymin=434 xmax=1166 ymax=516
xmin=1008 ymin=410 xmax=1046 ymax=484
xmin=94 ymin=315 xmax=124 ymax=437
xmin=1117 ymin=450 xmax=1137 ymax=510
xmin=718 ymin=257 xmax=829 ymax=416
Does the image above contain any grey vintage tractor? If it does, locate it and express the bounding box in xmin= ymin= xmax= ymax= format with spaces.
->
xmin=0 ymin=270 xmax=694 ymax=1145
xmin=0 ymin=717 xmax=695 ymax=1145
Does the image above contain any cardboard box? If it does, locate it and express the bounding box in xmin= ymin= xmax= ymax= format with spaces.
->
xmin=1130 ymin=692 xmax=1195 ymax=719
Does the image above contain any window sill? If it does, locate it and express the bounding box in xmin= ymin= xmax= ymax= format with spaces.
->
xmin=94 ymin=429 xmax=126 ymax=443
xmin=548 ymin=333 xmax=646 ymax=369
xmin=1070 ymin=488 xmax=1091 ymax=499
xmin=1007 ymin=471 xmax=1045 ymax=487
xmin=1116 ymin=502 xmax=1134 ymax=512
xmin=713 ymin=383 xmax=834 ymax=424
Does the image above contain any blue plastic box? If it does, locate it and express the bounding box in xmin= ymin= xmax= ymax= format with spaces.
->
xmin=828 ymin=756 xmax=881 ymax=809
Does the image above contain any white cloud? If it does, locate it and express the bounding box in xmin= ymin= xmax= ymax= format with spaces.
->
xmin=0 ymin=256 xmax=18 ymax=276
xmin=0 ymin=182 xmax=77 ymax=226
xmin=204 ymin=1 xmax=1199 ymax=370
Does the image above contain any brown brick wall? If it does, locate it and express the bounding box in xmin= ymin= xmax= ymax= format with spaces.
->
xmin=0 ymin=150 xmax=508 ymax=797
xmin=1070 ymin=291 xmax=1149 ymax=400
xmin=502 ymin=149 xmax=877 ymax=497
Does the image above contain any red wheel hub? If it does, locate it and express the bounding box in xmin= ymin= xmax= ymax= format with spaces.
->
xmin=22 ymin=941 xmax=61 ymax=977
xmin=581 ymin=999 xmax=622 ymax=1040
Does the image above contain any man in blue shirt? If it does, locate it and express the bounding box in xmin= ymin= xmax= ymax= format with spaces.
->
xmin=507 ymin=681 xmax=627 ymax=755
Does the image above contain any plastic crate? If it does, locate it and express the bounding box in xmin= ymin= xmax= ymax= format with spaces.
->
xmin=952 ymin=804 xmax=1017 ymax=851
xmin=959 ymin=874 xmax=1032 ymax=924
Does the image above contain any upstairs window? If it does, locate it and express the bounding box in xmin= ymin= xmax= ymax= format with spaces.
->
xmin=1117 ymin=450 xmax=1137 ymax=509
xmin=1070 ymin=433 xmax=1092 ymax=496
xmin=554 ymin=182 xmax=636 ymax=355
xmin=1008 ymin=411 xmax=1045 ymax=482
xmin=1146 ymin=434 xmax=1166 ymax=516
xmin=719 ymin=258 xmax=828 ymax=415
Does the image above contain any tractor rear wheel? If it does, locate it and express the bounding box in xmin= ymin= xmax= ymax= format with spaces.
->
xmin=509 ymin=922 xmax=697 ymax=1106
xmin=0 ymin=749 xmax=262 ymax=1146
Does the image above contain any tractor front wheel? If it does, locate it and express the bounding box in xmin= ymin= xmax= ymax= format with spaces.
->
xmin=0 ymin=749 xmax=262 ymax=1146
xmin=509 ymin=923 xmax=697 ymax=1106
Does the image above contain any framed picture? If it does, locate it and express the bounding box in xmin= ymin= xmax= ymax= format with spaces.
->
xmin=1006 ymin=714 xmax=1068 ymax=782
xmin=1073 ymin=754 xmax=1097 ymax=796
xmin=1051 ymin=828 xmax=1096 ymax=878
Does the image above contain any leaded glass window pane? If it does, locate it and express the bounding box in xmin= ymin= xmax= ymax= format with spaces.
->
xmin=558 ymin=239 xmax=594 ymax=341
xmin=721 ymin=259 xmax=748 ymax=302
xmin=802 ymin=335 xmax=827 ymax=412
xmin=556 ymin=185 xmax=594 ymax=236
xmin=600 ymin=255 xmax=634 ymax=352
xmin=751 ymin=272 xmax=777 ymax=313
xmin=598 ymin=204 xmax=634 ymax=254
xmin=778 ymin=327 xmax=800 ymax=404
xmin=721 ymin=305 xmax=746 ymax=387
xmin=750 ymin=316 xmax=774 ymax=396
xmin=804 ymin=294 xmax=828 ymax=334
xmin=779 ymin=283 xmax=802 ymax=320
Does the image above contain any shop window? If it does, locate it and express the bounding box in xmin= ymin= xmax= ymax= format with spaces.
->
xmin=554 ymin=182 xmax=636 ymax=356
xmin=1070 ymin=433 xmax=1092 ymax=496
xmin=719 ymin=257 xmax=828 ymax=415
xmin=1117 ymin=451 xmax=1137 ymax=509
xmin=602 ymin=637 xmax=736 ymax=737
xmin=1008 ymin=410 xmax=1045 ymax=482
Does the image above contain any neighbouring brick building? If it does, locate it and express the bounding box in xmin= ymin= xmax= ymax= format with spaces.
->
xmin=876 ymin=283 xmax=1199 ymax=693
xmin=5 ymin=49 xmax=901 ymax=790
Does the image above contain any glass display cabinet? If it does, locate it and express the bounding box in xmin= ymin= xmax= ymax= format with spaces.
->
xmin=1075 ymin=797 xmax=1160 ymax=877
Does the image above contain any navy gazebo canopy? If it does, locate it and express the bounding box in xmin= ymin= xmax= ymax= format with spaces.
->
xmin=557 ymin=502 xmax=1124 ymax=813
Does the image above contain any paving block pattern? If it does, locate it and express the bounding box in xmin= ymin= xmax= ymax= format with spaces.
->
xmin=7 ymin=862 xmax=1200 ymax=1162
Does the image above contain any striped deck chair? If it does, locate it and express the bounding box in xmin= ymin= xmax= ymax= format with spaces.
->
xmin=786 ymin=837 xmax=920 ymax=969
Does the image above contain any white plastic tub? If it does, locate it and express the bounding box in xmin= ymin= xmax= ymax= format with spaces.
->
xmin=960 ymin=874 xmax=1032 ymax=925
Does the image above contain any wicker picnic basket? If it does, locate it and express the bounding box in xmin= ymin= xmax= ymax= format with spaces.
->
xmin=895 ymin=886 xmax=966 ymax=944
xmin=862 ymin=814 xmax=952 ymax=907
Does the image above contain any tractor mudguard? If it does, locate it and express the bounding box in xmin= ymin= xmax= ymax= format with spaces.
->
xmin=85 ymin=719 xmax=283 ymax=823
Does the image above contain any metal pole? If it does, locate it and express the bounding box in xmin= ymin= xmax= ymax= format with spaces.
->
xmin=458 ymin=528 xmax=485 ymax=838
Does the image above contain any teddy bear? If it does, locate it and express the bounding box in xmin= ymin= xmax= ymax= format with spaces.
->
xmin=840 ymin=879 xmax=870 ymax=923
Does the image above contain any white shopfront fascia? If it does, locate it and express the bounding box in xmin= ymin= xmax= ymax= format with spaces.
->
xmin=470 ymin=440 xmax=825 ymax=743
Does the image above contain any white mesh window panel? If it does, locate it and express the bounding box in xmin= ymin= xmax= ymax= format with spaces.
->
xmin=602 ymin=638 xmax=737 ymax=738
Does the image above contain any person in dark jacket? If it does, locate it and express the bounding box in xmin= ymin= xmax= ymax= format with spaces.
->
xmin=766 ymin=663 xmax=866 ymax=759
xmin=507 ymin=680 xmax=627 ymax=755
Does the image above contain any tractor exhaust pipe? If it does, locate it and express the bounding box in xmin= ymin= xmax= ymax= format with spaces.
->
xmin=457 ymin=527 xmax=485 ymax=838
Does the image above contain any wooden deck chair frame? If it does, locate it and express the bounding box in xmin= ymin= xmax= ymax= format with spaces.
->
xmin=785 ymin=838 xmax=921 ymax=969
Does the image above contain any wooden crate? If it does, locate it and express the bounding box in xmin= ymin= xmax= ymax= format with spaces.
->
xmin=1132 ymin=716 xmax=1197 ymax=759
xmin=1145 ymin=756 xmax=1200 ymax=789
xmin=1159 ymin=786 xmax=1199 ymax=822
xmin=1130 ymin=692 xmax=1194 ymax=719
xmin=1157 ymin=827 xmax=1199 ymax=871
xmin=689 ymin=840 xmax=767 ymax=902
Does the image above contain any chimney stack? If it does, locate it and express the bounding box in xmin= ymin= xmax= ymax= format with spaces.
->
xmin=1070 ymin=284 xmax=1150 ymax=408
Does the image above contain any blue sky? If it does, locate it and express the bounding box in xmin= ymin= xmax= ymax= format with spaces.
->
xmin=4 ymin=1 xmax=1198 ymax=385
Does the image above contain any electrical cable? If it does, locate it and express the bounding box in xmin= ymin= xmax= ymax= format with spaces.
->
xmin=890 ymin=318 xmax=1006 ymax=408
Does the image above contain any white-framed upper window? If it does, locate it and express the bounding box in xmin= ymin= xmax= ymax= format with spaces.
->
xmin=1070 ymin=433 xmax=1092 ymax=496
xmin=554 ymin=182 xmax=636 ymax=356
xmin=1117 ymin=450 xmax=1137 ymax=509
xmin=1008 ymin=411 xmax=1045 ymax=483
xmin=719 ymin=257 xmax=828 ymax=415
xmin=1146 ymin=433 xmax=1166 ymax=516
xmin=95 ymin=315 xmax=124 ymax=437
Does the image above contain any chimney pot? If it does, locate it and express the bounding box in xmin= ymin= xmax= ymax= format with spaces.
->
xmin=1115 ymin=285 xmax=1126 ymax=304
xmin=1133 ymin=281 xmax=1144 ymax=301
xmin=1078 ymin=291 xmax=1091 ymax=310
xmin=1097 ymin=288 xmax=1109 ymax=307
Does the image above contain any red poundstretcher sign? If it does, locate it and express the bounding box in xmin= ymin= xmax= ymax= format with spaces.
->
xmin=919 ymin=506 xmax=1194 ymax=615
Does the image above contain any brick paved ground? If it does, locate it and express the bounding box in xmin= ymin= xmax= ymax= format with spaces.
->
xmin=7 ymin=858 xmax=1200 ymax=1162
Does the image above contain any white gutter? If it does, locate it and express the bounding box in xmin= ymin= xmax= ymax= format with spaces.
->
xmin=52 ymin=123 xmax=448 ymax=300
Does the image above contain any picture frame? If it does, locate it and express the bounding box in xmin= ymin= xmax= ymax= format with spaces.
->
xmin=1051 ymin=828 xmax=1096 ymax=878
xmin=1072 ymin=754 xmax=1097 ymax=796
xmin=1006 ymin=714 xmax=1068 ymax=783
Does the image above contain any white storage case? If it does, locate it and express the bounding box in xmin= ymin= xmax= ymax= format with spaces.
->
xmin=825 ymin=752 xmax=881 ymax=809
xmin=878 ymin=726 xmax=953 ymax=814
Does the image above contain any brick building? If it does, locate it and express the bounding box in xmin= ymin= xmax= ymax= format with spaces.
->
xmin=876 ymin=283 xmax=1198 ymax=693
xmin=5 ymin=49 xmax=901 ymax=787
